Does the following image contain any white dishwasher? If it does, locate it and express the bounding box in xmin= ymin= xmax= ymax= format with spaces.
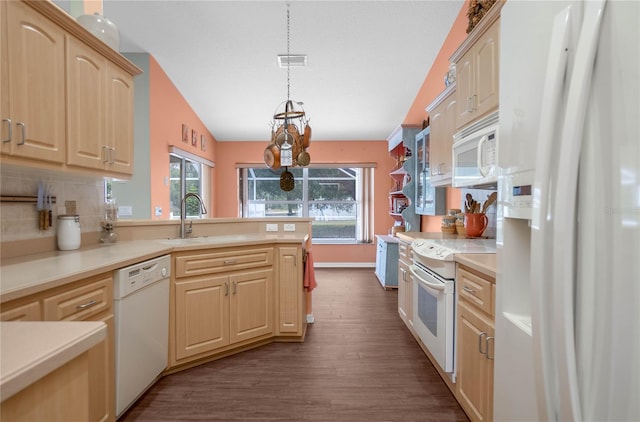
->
xmin=114 ymin=254 xmax=171 ymax=417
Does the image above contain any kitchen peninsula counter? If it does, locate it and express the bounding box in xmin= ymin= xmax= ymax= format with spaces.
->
xmin=1 ymin=233 xmax=308 ymax=304
xmin=0 ymin=321 xmax=106 ymax=401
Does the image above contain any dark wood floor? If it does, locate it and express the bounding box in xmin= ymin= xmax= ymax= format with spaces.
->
xmin=120 ymin=268 xmax=468 ymax=421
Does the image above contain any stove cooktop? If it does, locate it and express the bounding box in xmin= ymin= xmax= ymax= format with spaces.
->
xmin=412 ymin=238 xmax=496 ymax=262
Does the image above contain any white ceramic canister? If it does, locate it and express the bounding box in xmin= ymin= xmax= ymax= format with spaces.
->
xmin=57 ymin=215 xmax=81 ymax=251
xmin=76 ymin=13 xmax=120 ymax=51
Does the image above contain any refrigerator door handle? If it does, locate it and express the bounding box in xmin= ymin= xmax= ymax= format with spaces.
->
xmin=552 ymin=1 xmax=607 ymax=420
xmin=529 ymin=4 xmax=574 ymax=420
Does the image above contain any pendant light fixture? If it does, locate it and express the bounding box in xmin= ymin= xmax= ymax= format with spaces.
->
xmin=264 ymin=2 xmax=311 ymax=191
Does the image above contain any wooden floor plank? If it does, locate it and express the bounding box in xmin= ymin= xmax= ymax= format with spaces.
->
xmin=120 ymin=268 xmax=468 ymax=421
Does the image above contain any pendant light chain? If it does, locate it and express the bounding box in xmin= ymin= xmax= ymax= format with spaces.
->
xmin=286 ymin=2 xmax=291 ymax=103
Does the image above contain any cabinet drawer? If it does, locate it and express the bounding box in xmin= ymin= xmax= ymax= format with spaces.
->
xmin=175 ymin=247 xmax=274 ymax=279
xmin=43 ymin=275 xmax=113 ymax=321
xmin=398 ymin=241 xmax=411 ymax=263
xmin=457 ymin=266 xmax=494 ymax=316
xmin=0 ymin=300 xmax=42 ymax=321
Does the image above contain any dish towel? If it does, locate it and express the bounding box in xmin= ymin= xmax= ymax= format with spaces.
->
xmin=303 ymin=250 xmax=317 ymax=292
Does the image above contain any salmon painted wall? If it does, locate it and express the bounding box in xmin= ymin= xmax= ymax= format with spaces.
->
xmin=215 ymin=140 xmax=394 ymax=264
xmin=149 ymin=56 xmax=217 ymax=219
xmin=403 ymin=1 xmax=469 ymax=232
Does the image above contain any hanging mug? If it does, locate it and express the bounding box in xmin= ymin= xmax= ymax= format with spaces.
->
xmin=464 ymin=213 xmax=488 ymax=238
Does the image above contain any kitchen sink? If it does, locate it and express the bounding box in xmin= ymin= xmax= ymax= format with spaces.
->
xmin=159 ymin=234 xmax=257 ymax=246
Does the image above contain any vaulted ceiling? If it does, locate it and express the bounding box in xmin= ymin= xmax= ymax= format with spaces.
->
xmin=56 ymin=1 xmax=464 ymax=142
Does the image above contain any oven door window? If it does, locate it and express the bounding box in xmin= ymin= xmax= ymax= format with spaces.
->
xmin=418 ymin=284 xmax=439 ymax=336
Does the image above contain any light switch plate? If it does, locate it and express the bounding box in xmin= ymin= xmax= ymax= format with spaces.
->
xmin=266 ymin=223 xmax=278 ymax=232
xmin=284 ymin=223 xmax=296 ymax=232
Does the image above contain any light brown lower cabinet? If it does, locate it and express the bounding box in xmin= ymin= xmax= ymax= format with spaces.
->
xmin=169 ymin=244 xmax=305 ymax=369
xmin=173 ymin=268 xmax=273 ymax=361
xmin=276 ymin=245 xmax=304 ymax=336
xmin=456 ymin=265 xmax=495 ymax=422
xmin=397 ymin=239 xmax=413 ymax=327
xmin=0 ymin=273 xmax=115 ymax=422
xmin=1 ymin=350 xmax=91 ymax=421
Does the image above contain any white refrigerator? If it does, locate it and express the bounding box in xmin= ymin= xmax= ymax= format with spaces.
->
xmin=494 ymin=1 xmax=639 ymax=421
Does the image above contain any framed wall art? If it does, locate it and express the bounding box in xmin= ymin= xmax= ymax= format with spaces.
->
xmin=201 ymin=134 xmax=206 ymax=151
xmin=191 ymin=129 xmax=198 ymax=146
xmin=182 ymin=124 xmax=189 ymax=143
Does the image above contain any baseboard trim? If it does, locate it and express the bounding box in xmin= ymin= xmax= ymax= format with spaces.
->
xmin=314 ymin=263 xmax=375 ymax=268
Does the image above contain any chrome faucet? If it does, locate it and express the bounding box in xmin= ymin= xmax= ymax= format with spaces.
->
xmin=180 ymin=193 xmax=207 ymax=238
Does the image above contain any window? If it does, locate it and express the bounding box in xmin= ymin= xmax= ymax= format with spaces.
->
xmin=169 ymin=148 xmax=212 ymax=219
xmin=239 ymin=165 xmax=374 ymax=243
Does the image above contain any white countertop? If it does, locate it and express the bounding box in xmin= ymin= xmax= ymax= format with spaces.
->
xmin=455 ymin=253 xmax=497 ymax=279
xmin=0 ymin=321 xmax=107 ymax=402
xmin=1 ymin=234 xmax=308 ymax=303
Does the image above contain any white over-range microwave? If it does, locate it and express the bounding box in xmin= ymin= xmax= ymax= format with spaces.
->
xmin=452 ymin=111 xmax=499 ymax=188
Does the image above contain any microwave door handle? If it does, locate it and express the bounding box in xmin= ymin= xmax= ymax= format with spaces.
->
xmin=477 ymin=134 xmax=488 ymax=176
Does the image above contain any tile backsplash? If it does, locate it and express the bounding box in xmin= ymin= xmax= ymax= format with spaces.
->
xmin=460 ymin=188 xmax=497 ymax=238
xmin=0 ymin=165 xmax=105 ymax=242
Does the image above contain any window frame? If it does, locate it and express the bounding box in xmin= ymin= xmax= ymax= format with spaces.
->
xmin=239 ymin=164 xmax=375 ymax=244
xmin=169 ymin=146 xmax=213 ymax=220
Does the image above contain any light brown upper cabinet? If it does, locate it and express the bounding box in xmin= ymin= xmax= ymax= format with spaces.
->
xmin=1 ymin=0 xmax=141 ymax=176
xmin=426 ymin=84 xmax=456 ymax=186
xmin=451 ymin=4 xmax=501 ymax=130
xmin=1 ymin=1 xmax=66 ymax=164
xmin=67 ymin=37 xmax=134 ymax=175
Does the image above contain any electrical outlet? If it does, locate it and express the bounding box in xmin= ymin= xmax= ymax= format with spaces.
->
xmin=154 ymin=206 xmax=162 ymax=216
xmin=118 ymin=206 xmax=133 ymax=217
xmin=284 ymin=223 xmax=296 ymax=232
xmin=266 ymin=223 xmax=278 ymax=232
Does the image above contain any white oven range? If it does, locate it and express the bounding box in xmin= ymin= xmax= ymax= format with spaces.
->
xmin=410 ymin=238 xmax=496 ymax=377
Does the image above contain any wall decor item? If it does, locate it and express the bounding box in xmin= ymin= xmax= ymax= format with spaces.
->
xmin=466 ymin=0 xmax=497 ymax=33
xmin=182 ymin=124 xmax=189 ymax=143
xmin=191 ymin=129 xmax=198 ymax=146
xmin=201 ymin=134 xmax=206 ymax=151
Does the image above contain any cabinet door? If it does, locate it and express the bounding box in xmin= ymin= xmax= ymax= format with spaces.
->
xmin=174 ymin=275 xmax=229 ymax=360
xmin=66 ymin=35 xmax=107 ymax=170
xmin=398 ymin=258 xmax=410 ymax=323
xmin=1 ymin=1 xmax=8 ymax=154
xmin=457 ymin=299 xmax=495 ymax=422
xmin=4 ymin=1 xmax=65 ymax=162
xmin=455 ymin=52 xmax=474 ymax=129
xmin=229 ymin=269 xmax=273 ymax=344
xmin=430 ymin=91 xmax=456 ymax=186
xmin=375 ymin=238 xmax=387 ymax=283
xmin=86 ymin=313 xmax=115 ymax=422
xmin=105 ymin=63 xmax=134 ymax=174
xmin=277 ymin=246 xmax=302 ymax=335
xmin=474 ymin=20 xmax=500 ymax=120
